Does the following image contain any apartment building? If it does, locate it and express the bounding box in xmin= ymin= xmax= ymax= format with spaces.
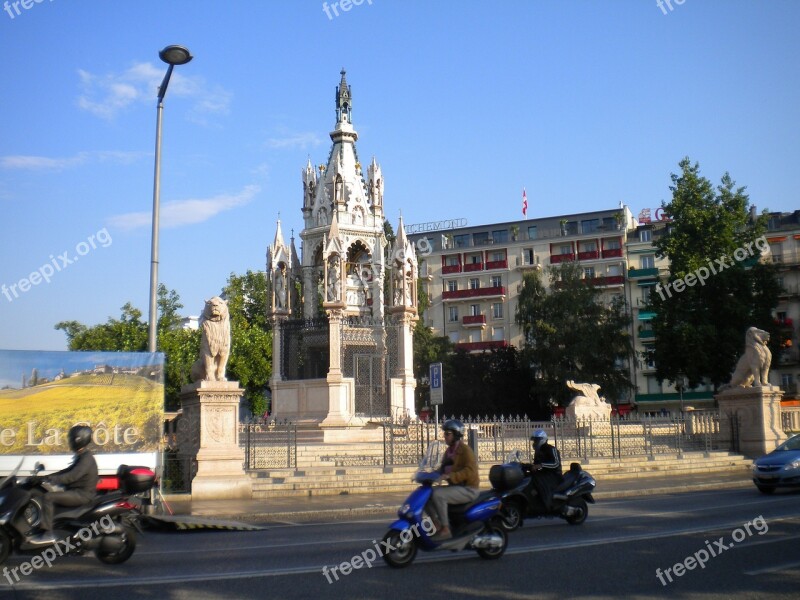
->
xmin=408 ymin=206 xmax=636 ymax=404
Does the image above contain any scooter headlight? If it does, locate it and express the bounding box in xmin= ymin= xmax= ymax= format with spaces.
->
xmin=399 ymin=503 xmax=413 ymax=518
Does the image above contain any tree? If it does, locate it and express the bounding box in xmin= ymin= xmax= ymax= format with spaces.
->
xmin=516 ymin=262 xmax=634 ymax=411
xmin=649 ymin=158 xmax=781 ymax=390
xmin=222 ymin=271 xmax=272 ymax=416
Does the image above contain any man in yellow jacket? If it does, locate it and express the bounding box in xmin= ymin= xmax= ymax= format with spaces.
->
xmin=429 ymin=419 xmax=479 ymax=540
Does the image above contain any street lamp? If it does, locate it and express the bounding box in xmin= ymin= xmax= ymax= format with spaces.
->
xmin=675 ymin=372 xmax=687 ymax=416
xmin=148 ymin=45 xmax=193 ymax=352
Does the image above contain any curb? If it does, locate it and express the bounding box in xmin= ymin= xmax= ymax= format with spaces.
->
xmin=169 ymin=478 xmax=753 ymax=525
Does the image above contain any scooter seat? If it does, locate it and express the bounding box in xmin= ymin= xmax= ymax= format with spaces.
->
xmin=448 ymin=490 xmax=498 ymax=516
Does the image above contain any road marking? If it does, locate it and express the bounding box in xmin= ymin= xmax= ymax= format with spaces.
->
xmin=745 ymin=558 xmax=800 ymax=576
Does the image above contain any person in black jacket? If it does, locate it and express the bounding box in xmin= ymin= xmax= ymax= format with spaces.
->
xmin=32 ymin=425 xmax=98 ymax=543
xmin=524 ymin=429 xmax=562 ymax=511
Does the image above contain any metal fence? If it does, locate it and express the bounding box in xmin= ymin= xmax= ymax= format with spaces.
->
xmin=240 ymin=418 xmax=297 ymax=469
xmin=782 ymin=407 xmax=800 ymax=433
xmin=382 ymin=411 xmax=740 ymax=465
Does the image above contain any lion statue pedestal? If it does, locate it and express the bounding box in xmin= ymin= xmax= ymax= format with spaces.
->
xmin=715 ymin=327 xmax=786 ymax=457
xmin=178 ymin=380 xmax=252 ymax=500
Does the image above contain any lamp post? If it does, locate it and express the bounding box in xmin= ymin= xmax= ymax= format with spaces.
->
xmin=675 ymin=372 xmax=686 ymax=416
xmin=148 ymin=45 xmax=193 ymax=353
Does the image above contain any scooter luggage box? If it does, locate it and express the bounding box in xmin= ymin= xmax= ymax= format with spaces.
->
xmin=489 ymin=464 xmax=523 ymax=491
xmin=116 ymin=465 xmax=156 ymax=494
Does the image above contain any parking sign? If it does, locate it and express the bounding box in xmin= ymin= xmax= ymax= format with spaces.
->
xmin=429 ymin=362 xmax=443 ymax=405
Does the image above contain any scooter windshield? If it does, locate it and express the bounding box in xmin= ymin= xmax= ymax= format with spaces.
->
xmin=419 ymin=441 xmax=445 ymax=472
xmin=505 ymin=450 xmax=524 ymax=464
xmin=0 ymin=459 xmax=23 ymax=491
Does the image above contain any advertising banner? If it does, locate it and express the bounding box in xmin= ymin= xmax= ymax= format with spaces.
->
xmin=0 ymin=350 xmax=164 ymax=471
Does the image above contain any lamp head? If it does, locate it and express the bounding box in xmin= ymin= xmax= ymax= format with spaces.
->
xmin=159 ymin=45 xmax=193 ymax=66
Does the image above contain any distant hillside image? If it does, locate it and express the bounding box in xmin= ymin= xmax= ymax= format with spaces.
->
xmin=0 ymin=352 xmax=164 ymax=456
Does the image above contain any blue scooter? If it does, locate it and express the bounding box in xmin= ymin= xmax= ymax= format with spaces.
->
xmin=381 ymin=442 xmax=508 ymax=568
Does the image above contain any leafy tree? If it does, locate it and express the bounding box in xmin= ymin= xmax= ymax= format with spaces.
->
xmin=222 ymin=271 xmax=272 ymax=416
xmin=516 ymin=262 xmax=634 ymax=411
xmin=649 ymin=158 xmax=781 ymax=390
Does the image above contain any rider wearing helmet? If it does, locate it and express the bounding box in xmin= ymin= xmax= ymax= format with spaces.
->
xmin=33 ymin=425 xmax=99 ymax=543
xmin=429 ymin=419 xmax=480 ymax=541
xmin=525 ymin=429 xmax=562 ymax=511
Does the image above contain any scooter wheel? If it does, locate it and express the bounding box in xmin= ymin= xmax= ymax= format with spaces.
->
xmin=476 ymin=523 xmax=507 ymax=560
xmin=95 ymin=524 xmax=137 ymax=565
xmin=500 ymin=502 xmax=523 ymax=531
xmin=0 ymin=530 xmax=11 ymax=565
xmin=381 ymin=529 xmax=417 ymax=568
xmin=565 ymin=498 xmax=588 ymax=525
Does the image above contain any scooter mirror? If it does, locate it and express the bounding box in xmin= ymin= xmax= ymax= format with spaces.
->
xmin=34 ymin=462 xmax=45 ymax=473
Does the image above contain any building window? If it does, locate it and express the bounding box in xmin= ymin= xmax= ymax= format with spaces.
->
xmin=527 ymin=226 xmax=537 ymax=240
xmin=467 ymin=253 xmax=481 ymax=264
xmin=447 ymin=280 xmax=458 ymax=292
xmin=448 ymin=331 xmax=459 ymax=344
xmin=468 ymin=330 xmax=481 ymax=343
xmin=781 ymin=373 xmax=794 ymax=391
xmin=445 ymin=255 xmax=460 ymax=266
xmin=453 ymin=234 xmax=470 ymax=248
xmin=491 ymin=276 xmax=502 ymax=288
xmin=470 ymin=304 xmax=480 ymax=316
xmin=448 ymin=307 xmax=459 ymax=322
xmin=579 ymin=241 xmax=597 ymax=252
xmin=473 ymin=232 xmax=490 ymax=246
xmin=581 ymin=219 xmax=599 ymax=234
xmin=492 ymin=327 xmax=504 ymax=341
xmin=492 ymin=303 xmax=503 ymax=319
xmin=605 ymin=238 xmax=621 ymax=250
xmin=639 ymin=229 xmax=652 ymax=242
xmin=491 ymin=250 xmax=506 ymax=262
xmin=647 ymin=376 xmax=662 ymax=394
xmin=492 ymin=230 xmax=508 ymax=243
xmin=641 ymin=286 xmax=652 ymax=305
xmin=469 ymin=278 xmax=480 ymax=290
xmin=583 ymin=267 xmax=595 ymax=279
xmin=608 ymin=264 xmax=622 ymax=276
xmin=524 ymin=249 xmax=534 ymax=265
xmin=643 ymin=346 xmax=656 ymax=370
xmin=559 ymin=244 xmax=572 ymax=255
xmin=640 ymin=255 xmax=655 ymax=269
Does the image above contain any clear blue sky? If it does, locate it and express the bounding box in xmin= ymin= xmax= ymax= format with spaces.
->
xmin=1 ymin=0 xmax=798 ymax=350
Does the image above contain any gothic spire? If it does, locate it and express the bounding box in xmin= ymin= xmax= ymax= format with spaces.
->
xmin=335 ymin=68 xmax=352 ymax=125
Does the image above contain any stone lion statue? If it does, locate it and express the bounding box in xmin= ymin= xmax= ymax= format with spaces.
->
xmin=565 ymin=380 xmax=612 ymax=420
xmin=726 ymin=327 xmax=772 ymax=388
xmin=190 ymin=297 xmax=231 ymax=382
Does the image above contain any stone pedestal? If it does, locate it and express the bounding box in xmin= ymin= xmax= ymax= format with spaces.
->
xmin=715 ymin=385 xmax=786 ymax=458
xmin=178 ymin=380 xmax=252 ymax=499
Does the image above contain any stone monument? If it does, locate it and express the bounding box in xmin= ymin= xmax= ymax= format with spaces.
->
xmin=564 ymin=380 xmax=612 ymax=420
xmin=178 ymin=297 xmax=252 ymax=499
xmin=715 ymin=327 xmax=786 ymax=457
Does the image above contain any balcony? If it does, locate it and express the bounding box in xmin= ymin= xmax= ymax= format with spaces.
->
xmin=456 ymin=340 xmax=509 ymax=352
xmin=577 ymin=250 xmax=600 ymax=260
xmin=442 ymin=264 xmax=462 ymax=275
xmin=589 ymin=275 xmax=625 ymax=287
xmin=602 ymin=248 xmax=623 ymax=258
xmin=464 ymin=262 xmax=483 ymax=272
xmin=550 ymin=253 xmax=576 ymax=265
xmin=462 ymin=315 xmax=486 ymax=327
xmin=485 ymin=259 xmax=508 ymax=270
xmin=628 ymin=267 xmax=659 ymax=279
xmin=443 ymin=286 xmax=506 ymax=301
xmin=638 ymin=330 xmax=656 ymax=340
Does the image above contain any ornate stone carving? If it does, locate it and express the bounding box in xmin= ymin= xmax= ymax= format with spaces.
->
xmin=190 ymin=297 xmax=231 ymax=382
xmin=565 ymin=380 xmax=612 ymax=420
xmin=724 ymin=327 xmax=772 ymax=388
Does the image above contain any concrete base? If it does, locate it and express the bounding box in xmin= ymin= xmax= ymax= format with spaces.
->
xmin=179 ymin=380 xmax=253 ymax=500
xmin=322 ymin=425 xmax=383 ymax=443
xmin=715 ymin=384 xmax=786 ymax=458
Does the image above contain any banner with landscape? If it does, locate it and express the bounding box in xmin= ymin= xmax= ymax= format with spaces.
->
xmin=0 ymin=350 xmax=164 ymax=455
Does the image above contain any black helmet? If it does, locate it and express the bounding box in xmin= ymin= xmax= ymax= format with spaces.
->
xmin=442 ymin=419 xmax=465 ymax=440
xmin=68 ymin=425 xmax=92 ymax=452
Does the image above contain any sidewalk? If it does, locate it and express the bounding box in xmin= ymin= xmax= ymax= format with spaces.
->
xmin=160 ymin=470 xmax=753 ymax=525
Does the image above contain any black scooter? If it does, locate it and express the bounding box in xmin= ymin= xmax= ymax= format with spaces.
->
xmin=0 ymin=461 xmax=155 ymax=568
xmin=490 ymin=454 xmax=596 ymax=531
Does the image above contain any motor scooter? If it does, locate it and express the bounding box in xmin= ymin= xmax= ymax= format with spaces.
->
xmin=381 ymin=442 xmax=508 ymax=568
xmin=491 ymin=451 xmax=596 ymax=531
xmin=0 ymin=461 xmax=155 ymax=567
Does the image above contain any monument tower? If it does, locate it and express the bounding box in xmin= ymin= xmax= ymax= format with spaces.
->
xmin=267 ymin=71 xmax=417 ymax=434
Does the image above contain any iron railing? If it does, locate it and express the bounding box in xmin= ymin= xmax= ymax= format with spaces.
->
xmin=240 ymin=418 xmax=297 ymax=469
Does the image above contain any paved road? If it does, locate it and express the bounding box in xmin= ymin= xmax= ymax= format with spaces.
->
xmin=2 ymin=487 xmax=798 ymax=599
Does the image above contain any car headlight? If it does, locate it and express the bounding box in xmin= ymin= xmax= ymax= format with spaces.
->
xmin=783 ymin=460 xmax=800 ymax=471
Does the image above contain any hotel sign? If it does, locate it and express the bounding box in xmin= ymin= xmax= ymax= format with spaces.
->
xmin=406 ymin=218 xmax=467 ymax=234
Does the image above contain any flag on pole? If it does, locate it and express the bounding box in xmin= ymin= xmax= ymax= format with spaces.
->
xmin=522 ymin=188 xmax=528 ymax=218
